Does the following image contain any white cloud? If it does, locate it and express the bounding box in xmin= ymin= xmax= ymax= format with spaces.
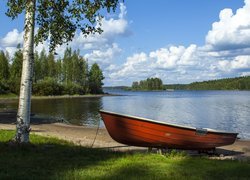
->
xmin=119 ymin=3 xmax=127 ymax=19
xmin=0 ymin=3 xmax=129 ymax=59
xmin=179 ymin=44 xmax=198 ymax=66
xmin=149 ymin=47 xmax=183 ymax=69
xmin=217 ymin=60 xmax=231 ymax=72
xmin=108 ymin=40 xmax=250 ymax=85
xmin=84 ymin=43 xmax=122 ymax=66
xmin=0 ymin=29 xmax=23 ymax=57
xmin=149 ymin=45 xmax=199 ymax=69
xmin=68 ymin=2 xmax=129 ymax=52
xmin=0 ymin=29 xmax=23 ymax=47
xmin=206 ymin=0 xmax=250 ymax=51
xmin=217 ymin=55 xmax=250 ymax=71
xmin=108 ymin=45 xmax=205 ymax=85
xmin=106 ymin=64 xmax=119 ymax=71
xmin=231 ymin=56 xmax=250 ymax=69
xmin=54 ymin=2 xmax=130 ymax=64
xmin=5 ymin=47 xmax=18 ymax=57
xmin=241 ymin=71 xmax=250 ymax=76
xmin=108 ymin=52 xmax=153 ymax=82
xmin=35 ymin=41 xmax=49 ymax=54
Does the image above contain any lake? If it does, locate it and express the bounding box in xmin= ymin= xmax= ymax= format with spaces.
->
xmin=1 ymin=90 xmax=250 ymax=139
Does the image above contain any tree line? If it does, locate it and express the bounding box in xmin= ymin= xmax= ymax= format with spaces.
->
xmin=129 ymin=77 xmax=164 ymax=91
xmin=125 ymin=76 xmax=250 ymax=91
xmin=164 ymin=76 xmax=250 ymax=90
xmin=0 ymin=47 xmax=104 ymax=95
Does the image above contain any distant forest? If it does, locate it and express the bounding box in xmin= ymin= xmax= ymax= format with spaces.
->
xmin=164 ymin=76 xmax=250 ymax=90
xmin=127 ymin=78 xmax=164 ymax=91
xmin=121 ymin=76 xmax=250 ymax=91
xmin=0 ymin=47 xmax=104 ymax=95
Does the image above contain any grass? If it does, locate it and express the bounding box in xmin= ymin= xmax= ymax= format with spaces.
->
xmin=0 ymin=94 xmax=106 ymax=101
xmin=0 ymin=93 xmax=17 ymax=99
xmin=0 ymin=130 xmax=249 ymax=179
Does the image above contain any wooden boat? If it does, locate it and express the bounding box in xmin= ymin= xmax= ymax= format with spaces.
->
xmin=99 ymin=110 xmax=238 ymax=150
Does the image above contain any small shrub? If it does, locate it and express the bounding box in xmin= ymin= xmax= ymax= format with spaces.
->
xmin=0 ymin=81 xmax=10 ymax=94
xmin=63 ymin=83 xmax=85 ymax=95
xmin=33 ymin=78 xmax=64 ymax=96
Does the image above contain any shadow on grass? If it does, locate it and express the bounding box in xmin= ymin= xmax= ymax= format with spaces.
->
xmin=0 ymin=130 xmax=124 ymax=179
xmin=0 ymin=130 xmax=249 ymax=179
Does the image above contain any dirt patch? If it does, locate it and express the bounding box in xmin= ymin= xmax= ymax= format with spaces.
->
xmin=0 ymin=123 xmax=144 ymax=152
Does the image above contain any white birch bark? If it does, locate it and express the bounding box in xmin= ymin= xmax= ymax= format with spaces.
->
xmin=15 ymin=0 xmax=36 ymax=143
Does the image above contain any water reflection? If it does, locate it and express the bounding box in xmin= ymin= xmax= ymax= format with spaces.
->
xmin=0 ymin=90 xmax=250 ymax=139
xmin=31 ymin=97 xmax=103 ymax=126
xmin=102 ymin=90 xmax=250 ymax=139
xmin=0 ymin=97 xmax=103 ymax=126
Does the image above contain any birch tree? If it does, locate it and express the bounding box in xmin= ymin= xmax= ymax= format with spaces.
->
xmin=6 ymin=0 xmax=119 ymax=143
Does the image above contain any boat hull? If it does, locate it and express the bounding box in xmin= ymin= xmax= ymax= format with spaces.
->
xmin=100 ymin=110 xmax=238 ymax=150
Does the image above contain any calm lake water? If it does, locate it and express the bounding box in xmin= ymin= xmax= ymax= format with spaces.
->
xmin=1 ymin=90 xmax=250 ymax=139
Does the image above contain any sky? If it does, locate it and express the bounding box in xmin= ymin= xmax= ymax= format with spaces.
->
xmin=0 ymin=0 xmax=250 ymax=86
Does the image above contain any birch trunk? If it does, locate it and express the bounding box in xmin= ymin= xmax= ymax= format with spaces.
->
xmin=15 ymin=0 xmax=36 ymax=143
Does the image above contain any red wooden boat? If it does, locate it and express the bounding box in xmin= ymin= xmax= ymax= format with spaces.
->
xmin=100 ymin=110 xmax=238 ymax=150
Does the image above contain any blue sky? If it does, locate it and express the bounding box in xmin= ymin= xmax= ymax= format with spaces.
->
xmin=0 ymin=0 xmax=249 ymax=86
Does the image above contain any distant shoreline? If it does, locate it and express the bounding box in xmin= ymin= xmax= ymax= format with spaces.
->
xmin=31 ymin=93 xmax=119 ymax=99
xmin=104 ymin=76 xmax=250 ymax=91
xmin=123 ymin=89 xmax=250 ymax=92
xmin=0 ymin=93 xmax=122 ymax=103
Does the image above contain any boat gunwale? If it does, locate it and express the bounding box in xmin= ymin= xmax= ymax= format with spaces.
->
xmin=99 ymin=109 xmax=238 ymax=135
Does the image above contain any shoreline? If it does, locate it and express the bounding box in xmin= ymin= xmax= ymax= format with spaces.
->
xmin=0 ymin=122 xmax=141 ymax=151
xmin=0 ymin=122 xmax=249 ymax=160
xmin=0 ymin=93 xmax=122 ymax=103
xmin=0 ymin=107 xmax=249 ymax=160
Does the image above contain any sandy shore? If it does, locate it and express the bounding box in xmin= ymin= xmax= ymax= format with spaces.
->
xmin=0 ymin=122 xmax=250 ymax=160
xmin=0 ymin=109 xmax=249 ymax=160
xmin=0 ymin=123 xmax=142 ymax=151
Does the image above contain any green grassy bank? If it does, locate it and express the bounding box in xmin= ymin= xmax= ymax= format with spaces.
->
xmin=0 ymin=93 xmax=109 ymax=100
xmin=0 ymin=130 xmax=249 ymax=179
xmin=0 ymin=93 xmax=17 ymax=99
